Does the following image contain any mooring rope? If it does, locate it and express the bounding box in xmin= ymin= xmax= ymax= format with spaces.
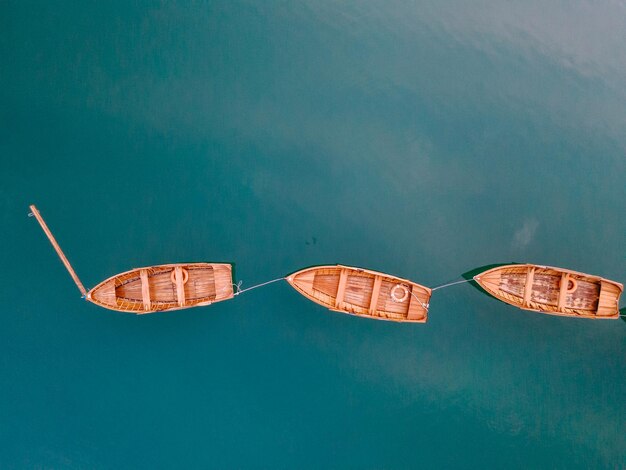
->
xmin=407 ymin=288 xmax=429 ymax=310
xmin=431 ymin=278 xmax=474 ymax=292
xmin=233 ymin=277 xmax=285 ymax=296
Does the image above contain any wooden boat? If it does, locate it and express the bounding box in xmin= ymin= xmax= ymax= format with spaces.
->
xmin=474 ymin=264 xmax=623 ymax=319
xmin=286 ymin=265 xmax=431 ymax=322
xmin=87 ymin=263 xmax=234 ymax=313
xmin=29 ymin=205 xmax=234 ymax=314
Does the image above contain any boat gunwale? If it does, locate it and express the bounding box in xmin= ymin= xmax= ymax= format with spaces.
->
xmin=87 ymin=262 xmax=234 ymax=313
xmin=286 ymin=264 xmax=431 ymax=323
xmin=473 ymin=263 xmax=623 ymax=319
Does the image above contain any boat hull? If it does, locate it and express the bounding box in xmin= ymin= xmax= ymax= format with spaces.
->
xmin=286 ymin=265 xmax=431 ymax=322
xmin=473 ymin=264 xmax=623 ymax=319
xmin=87 ymin=263 xmax=234 ymax=314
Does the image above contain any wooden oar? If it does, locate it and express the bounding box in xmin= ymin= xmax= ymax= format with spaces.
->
xmin=29 ymin=204 xmax=87 ymax=297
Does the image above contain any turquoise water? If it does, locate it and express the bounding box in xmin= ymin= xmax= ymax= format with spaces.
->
xmin=2 ymin=1 xmax=626 ymax=468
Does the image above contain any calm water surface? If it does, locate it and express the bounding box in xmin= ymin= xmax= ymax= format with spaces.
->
xmin=2 ymin=1 xmax=625 ymax=468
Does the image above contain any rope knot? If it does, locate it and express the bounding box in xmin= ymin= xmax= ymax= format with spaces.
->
xmin=233 ymin=281 xmax=243 ymax=295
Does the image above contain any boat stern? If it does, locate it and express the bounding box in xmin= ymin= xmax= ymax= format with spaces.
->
xmin=596 ymin=280 xmax=624 ymax=318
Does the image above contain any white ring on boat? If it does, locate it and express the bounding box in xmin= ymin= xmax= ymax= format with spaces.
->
xmin=171 ymin=268 xmax=189 ymax=285
xmin=566 ymin=278 xmax=577 ymax=293
xmin=390 ymin=284 xmax=409 ymax=303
